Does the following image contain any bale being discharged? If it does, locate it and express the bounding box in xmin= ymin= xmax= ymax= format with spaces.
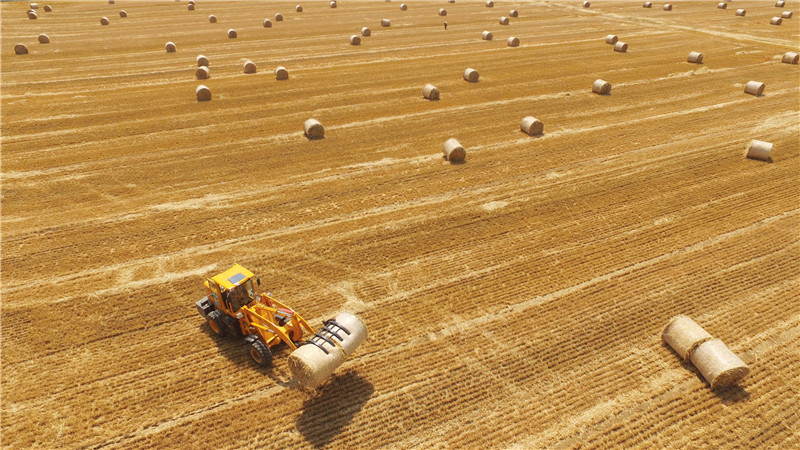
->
xmin=690 ymin=339 xmax=750 ymax=389
xmin=687 ymin=51 xmax=703 ymax=63
xmin=423 ymin=83 xmax=440 ymax=100
xmin=443 ymin=138 xmax=466 ymax=162
xmin=463 ymin=68 xmax=479 ymax=83
xmin=745 ymin=140 xmax=772 ymax=161
xmin=593 ymin=79 xmax=611 ymax=95
xmin=165 ymin=41 xmax=176 ymax=52
xmin=196 ymin=85 xmax=211 ymax=101
xmin=662 ymin=315 xmax=712 ymax=360
xmin=744 ymin=81 xmax=765 ymax=96
xmin=520 ymin=116 xmax=543 ymax=136
xmin=304 ymin=118 xmax=324 ymax=139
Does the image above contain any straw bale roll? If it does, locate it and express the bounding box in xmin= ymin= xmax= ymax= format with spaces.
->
xmin=350 ymin=35 xmax=361 ymax=45
xmin=482 ymin=30 xmax=493 ymax=40
xmin=592 ymin=79 xmax=611 ymax=95
xmin=44 ymin=5 xmax=52 ymax=11
xmin=14 ymin=44 xmax=29 ymax=55
xmin=275 ymin=66 xmax=288 ymax=80
xmin=775 ymin=0 xmax=785 ymax=6
xmin=196 ymin=66 xmax=210 ymax=80
xmin=439 ymin=8 xmax=447 ymax=16
xmin=263 ymin=19 xmax=272 ymax=27
xmin=208 ymin=14 xmax=216 ymax=23
xmin=509 ymin=10 xmax=518 ymax=17
xmin=520 ymin=116 xmax=543 ymax=136
xmin=614 ymin=41 xmax=628 ymax=52
xmin=228 ymin=28 xmax=237 ymax=38
xmin=663 ymin=4 xmax=672 ymax=11
xmin=197 ymin=55 xmax=209 ymax=67
xmin=443 ymin=138 xmax=466 ymax=162
xmin=486 ymin=1 xmax=494 ymax=7
xmin=745 ymin=140 xmax=772 ymax=161
xmin=165 ymin=41 xmax=176 ymax=52
xmin=687 ymin=51 xmax=703 ymax=63
xmin=196 ymin=85 xmax=211 ymax=101
xmin=507 ymin=36 xmax=519 ymax=47
xmin=717 ymin=2 xmax=727 ymax=9
xmin=330 ymin=1 xmax=337 ymax=8
xmin=583 ymin=1 xmax=590 ymax=8
xmin=38 ymin=34 xmax=50 ymax=44
xmin=109 ymin=0 xmax=114 ymax=3
xmin=744 ymin=81 xmax=765 ymax=96
xmin=499 ymin=16 xmax=509 ymax=25
xmin=770 ymin=17 xmax=782 ymax=25
xmin=275 ymin=13 xmax=283 ymax=21
xmin=119 ymin=10 xmax=127 ymax=17
xmin=781 ymin=11 xmax=792 ymax=19
xmin=188 ymin=4 xmax=194 ymax=11
xmin=689 ymin=339 xmax=750 ymax=389
xmin=100 ymin=16 xmax=109 ymax=25
xmin=27 ymin=10 xmax=37 ymax=19
xmin=782 ymin=52 xmax=799 ymax=64
xmin=30 ymin=3 xmax=38 ymax=8
xmin=463 ymin=68 xmax=479 ymax=82
xmin=243 ymin=60 xmax=257 ymax=73
xmin=662 ymin=315 xmax=713 ymax=360
xmin=423 ymin=83 xmax=440 ymax=100
xmin=361 ymin=27 xmax=371 ymax=36
xmin=381 ymin=18 xmax=390 ymax=27
xmin=304 ymin=118 xmax=324 ymax=139
xmin=735 ymin=9 xmax=746 ymax=16
xmin=296 ymin=5 xmax=303 ymax=12
xmin=605 ymin=34 xmax=618 ymax=44
xmin=643 ymin=2 xmax=652 ymax=7
xmin=401 ymin=4 xmax=407 ymax=11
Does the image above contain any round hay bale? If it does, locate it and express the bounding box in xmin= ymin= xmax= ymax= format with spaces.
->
xmin=717 ymin=3 xmax=727 ymax=9
xmin=188 ymin=4 xmax=194 ymax=11
xmin=583 ymin=1 xmax=590 ymax=8
xmin=196 ymin=66 xmax=210 ymax=80
xmin=228 ymin=28 xmax=237 ymax=38
xmin=663 ymin=4 xmax=672 ymax=11
xmin=689 ymin=339 xmax=750 ymax=390
xmin=296 ymin=5 xmax=303 ymax=12
xmin=27 ymin=10 xmax=38 ymax=19
xmin=263 ymin=19 xmax=272 ymax=28
xmin=208 ymin=14 xmax=217 ymax=23
xmin=443 ymin=138 xmax=466 ymax=162
xmin=275 ymin=13 xmax=283 ymax=21
xmin=350 ymin=34 xmax=361 ymax=45
xmin=361 ymin=27 xmax=371 ymax=36
xmin=243 ymin=60 xmax=257 ymax=73
xmin=482 ymin=30 xmax=493 ymax=40
xmin=449 ymin=0 xmax=455 ymax=3
xmin=592 ymin=79 xmax=611 ymax=95
xmin=304 ymin=118 xmax=324 ymax=139
xmin=605 ymin=34 xmax=618 ymax=44
xmin=499 ymin=16 xmax=509 ymax=25
xmin=14 ymin=44 xmax=29 ymax=55
xmin=330 ymin=1 xmax=337 ymax=8
xmin=44 ymin=5 xmax=52 ymax=12
xmin=100 ymin=16 xmax=109 ymax=25
xmin=735 ymin=9 xmax=746 ymax=16
xmin=613 ymin=41 xmax=628 ymax=53
xmin=423 ymin=83 xmax=440 ymax=100
xmin=38 ymin=34 xmax=50 ymax=44
xmin=197 ymin=54 xmax=209 ymax=67
xmin=520 ymin=116 xmax=544 ymax=136
xmin=109 ymin=0 xmax=114 ymax=3
xmin=507 ymin=36 xmax=519 ymax=47
xmin=188 ymin=0 xmax=195 ymax=4
xmin=381 ymin=18 xmax=390 ymax=27
xmin=486 ymin=1 xmax=494 ymax=7
xmin=275 ymin=66 xmax=288 ymax=80
xmin=439 ymin=8 xmax=447 ymax=16
xmin=119 ymin=10 xmax=127 ymax=18
xmin=401 ymin=3 xmax=407 ymax=11
xmin=463 ymin=68 xmax=479 ymax=83
xmin=744 ymin=81 xmax=765 ymax=96
xmin=775 ymin=0 xmax=785 ymax=6
xmin=770 ymin=17 xmax=782 ymax=25
xmin=643 ymin=2 xmax=652 ymax=7
xmin=662 ymin=315 xmax=713 ymax=360
xmin=509 ymin=10 xmax=518 ymax=17
xmin=165 ymin=41 xmax=176 ymax=52
xmin=781 ymin=11 xmax=792 ymax=19
xmin=782 ymin=51 xmax=799 ymax=64
xmin=30 ymin=2 xmax=38 ymax=8
xmin=196 ymin=85 xmax=211 ymax=101
xmin=687 ymin=51 xmax=703 ymax=63
xmin=745 ymin=140 xmax=772 ymax=161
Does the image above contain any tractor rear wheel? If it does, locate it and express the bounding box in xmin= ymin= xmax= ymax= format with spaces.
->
xmin=248 ymin=339 xmax=273 ymax=367
xmin=207 ymin=311 xmax=226 ymax=337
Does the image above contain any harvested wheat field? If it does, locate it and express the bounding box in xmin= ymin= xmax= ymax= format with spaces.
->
xmin=2 ymin=0 xmax=799 ymax=448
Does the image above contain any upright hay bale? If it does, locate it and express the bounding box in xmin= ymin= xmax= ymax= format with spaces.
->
xmin=196 ymin=85 xmax=211 ymax=101
xmin=782 ymin=52 xmax=799 ymax=64
xmin=781 ymin=11 xmax=792 ymax=19
xmin=689 ymin=339 xmax=750 ymax=389
xmin=735 ymin=9 xmax=746 ymax=16
xmin=439 ymin=8 xmax=447 ymax=16
xmin=443 ymin=138 xmax=466 ymax=162
xmin=775 ymin=0 xmax=785 ymax=6
xmin=614 ymin=41 xmax=628 ymax=53
xmin=361 ymin=27 xmax=371 ymax=36
xmin=423 ymin=83 xmax=440 ymax=100
xmin=744 ymin=81 xmax=765 ymax=96
xmin=463 ymin=68 xmax=479 ymax=83
xmin=209 ymin=14 xmax=217 ymax=23
xmin=401 ymin=4 xmax=407 ymax=11
xmin=165 ymin=41 xmax=177 ymax=52
xmin=592 ymin=79 xmax=611 ymax=95
xmin=381 ymin=18 xmax=391 ymax=27
xmin=643 ymin=2 xmax=652 ymax=7
xmin=119 ymin=10 xmax=127 ymax=17
xmin=196 ymin=66 xmax=210 ymax=80
xmin=28 ymin=10 xmax=37 ymax=19
xmin=662 ymin=315 xmax=713 ymax=360
xmin=304 ymin=119 xmax=324 ymax=139
xmin=520 ymin=116 xmax=544 ymax=136
xmin=486 ymin=1 xmax=494 ymax=7
xmin=770 ymin=17 xmax=782 ymax=25
xmin=228 ymin=28 xmax=237 ymax=38
xmin=745 ymin=140 xmax=772 ymax=161
xmin=38 ymin=34 xmax=50 ymax=44
xmin=275 ymin=66 xmax=288 ymax=80
xmin=510 ymin=9 xmax=519 ymax=17
xmin=197 ymin=54 xmax=209 ymax=67
xmin=263 ymin=19 xmax=272 ymax=28
xmin=663 ymin=4 xmax=672 ymax=11
xmin=583 ymin=1 xmax=591 ymax=8
xmin=275 ymin=13 xmax=283 ymax=21
xmin=687 ymin=51 xmax=703 ymax=63
xmin=100 ymin=16 xmax=109 ymax=25
xmin=507 ymin=36 xmax=520 ymax=47
xmin=350 ymin=35 xmax=361 ymax=45
xmin=243 ymin=60 xmax=257 ymax=73
xmin=14 ymin=44 xmax=29 ymax=55
xmin=44 ymin=5 xmax=52 ymax=12
xmin=482 ymin=30 xmax=493 ymax=40
xmin=296 ymin=5 xmax=303 ymax=12
xmin=717 ymin=2 xmax=727 ymax=9
xmin=605 ymin=34 xmax=618 ymax=44
xmin=499 ymin=16 xmax=509 ymax=25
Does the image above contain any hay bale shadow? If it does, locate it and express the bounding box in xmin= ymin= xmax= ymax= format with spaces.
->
xmin=296 ymin=371 xmax=374 ymax=448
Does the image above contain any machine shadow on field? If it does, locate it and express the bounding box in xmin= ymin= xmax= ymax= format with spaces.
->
xmin=662 ymin=342 xmax=750 ymax=404
xmin=296 ymin=371 xmax=374 ymax=448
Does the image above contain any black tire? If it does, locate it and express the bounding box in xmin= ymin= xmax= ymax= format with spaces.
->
xmin=221 ymin=314 xmax=243 ymax=339
xmin=248 ymin=339 xmax=273 ymax=367
xmin=207 ymin=310 xmax=226 ymax=337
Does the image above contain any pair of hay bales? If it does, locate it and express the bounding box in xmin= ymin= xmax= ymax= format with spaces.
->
xmin=782 ymin=52 xmax=799 ymax=64
xmin=605 ymin=35 xmax=627 ymax=52
xmin=350 ymin=35 xmax=361 ymax=45
xmin=166 ymin=41 xmax=177 ymax=52
xmin=593 ymin=79 xmax=611 ymax=95
xmin=27 ymin=9 xmax=37 ymax=19
xmin=663 ymin=316 xmax=749 ymax=389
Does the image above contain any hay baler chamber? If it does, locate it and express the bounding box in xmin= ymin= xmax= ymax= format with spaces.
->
xmin=196 ymin=264 xmax=367 ymax=389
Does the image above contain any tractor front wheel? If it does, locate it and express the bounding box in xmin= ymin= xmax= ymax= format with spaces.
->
xmin=207 ymin=311 xmax=226 ymax=337
xmin=248 ymin=339 xmax=273 ymax=367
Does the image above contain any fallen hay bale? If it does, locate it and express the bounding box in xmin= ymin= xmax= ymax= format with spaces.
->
xmin=745 ymin=140 xmax=772 ymax=161
xmin=520 ymin=116 xmax=543 ymax=136
xmin=197 ymin=54 xmax=209 ymax=66
xmin=100 ymin=16 xmax=109 ymax=25
xmin=443 ymin=138 xmax=466 ymax=162
xmin=381 ymin=18 xmax=390 ymax=27
xmin=735 ymin=9 xmax=746 ymax=16
xmin=592 ymin=79 xmax=611 ymax=95
xmin=243 ymin=60 xmax=257 ymax=73
xmin=361 ymin=27 xmax=371 ymax=36
xmin=482 ymin=30 xmax=493 ymax=40
xmin=165 ymin=41 xmax=176 ymax=52
xmin=44 ymin=5 xmax=52 ymax=12
xmin=463 ymin=68 xmax=479 ymax=82
xmin=350 ymin=34 xmax=361 ymax=45
xmin=275 ymin=66 xmax=288 ymax=80
xmin=744 ymin=81 xmax=765 ymax=96
xmin=28 ymin=10 xmax=37 ymax=19
xmin=770 ymin=17 xmax=782 ymax=25
xmin=687 ymin=51 xmax=703 ymax=63
xmin=401 ymin=4 xmax=407 ymax=11
xmin=196 ymin=66 xmax=210 ymax=79
xmin=423 ymin=83 xmax=440 ymax=100
xmin=296 ymin=5 xmax=303 ymax=12
xmin=507 ymin=36 xmax=519 ymax=47
xmin=614 ymin=41 xmax=628 ymax=53
xmin=643 ymin=2 xmax=652 ymax=7
xmin=509 ymin=9 xmax=518 ymax=17
xmin=486 ymin=1 xmax=494 ymax=7
xmin=583 ymin=1 xmax=591 ymax=8
xmin=14 ymin=43 xmax=29 ymax=55
xmin=196 ymin=85 xmax=211 ymax=101
xmin=304 ymin=119 xmax=324 ymax=139
xmin=663 ymin=4 xmax=672 ymax=11
xmin=499 ymin=16 xmax=509 ymax=25
xmin=717 ymin=3 xmax=727 ymax=9
xmin=662 ymin=315 xmax=712 ymax=360
xmin=263 ymin=19 xmax=272 ymax=27
xmin=119 ymin=10 xmax=127 ymax=17
xmin=209 ymin=14 xmax=216 ymax=23
xmin=781 ymin=11 xmax=792 ymax=19
xmin=605 ymin=34 xmax=618 ymax=44
xmin=439 ymin=8 xmax=447 ymax=16
xmin=782 ymin=51 xmax=799 ymax=64
xmin=38 ymin=34 xmax=50 ymax=44
xmin=228 ymin=28 xmax=237 ymax=38
xmin=690 ymin=339 xmax=750 ymax=390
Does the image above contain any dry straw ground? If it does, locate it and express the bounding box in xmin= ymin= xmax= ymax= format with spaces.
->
xmin=1 ymin=1 xmax=799 ymax=448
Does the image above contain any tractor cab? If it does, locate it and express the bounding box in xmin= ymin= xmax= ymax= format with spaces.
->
xmin=205 ymin=264 xmax=259 ymax=314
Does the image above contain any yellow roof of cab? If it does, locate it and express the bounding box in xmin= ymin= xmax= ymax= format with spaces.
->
xmin=212 ymin=264 xmax=255 ymax=291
